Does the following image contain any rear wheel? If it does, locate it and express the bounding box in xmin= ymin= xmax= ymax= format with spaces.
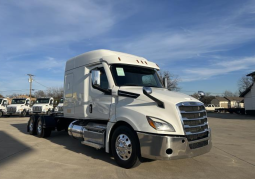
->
xmin=28 ymin=117 xmax=36 ymax=135
xmin=111 ymin=126 xmax=141 ymax=169
xmin=37 ymin=117 xmax=51 ymax=138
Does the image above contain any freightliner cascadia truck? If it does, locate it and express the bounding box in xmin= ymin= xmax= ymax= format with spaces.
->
xmin=27 ymin=50 xmax=212 ymax=168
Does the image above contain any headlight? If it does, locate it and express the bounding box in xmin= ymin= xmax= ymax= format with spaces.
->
xmin=54 ymin=107 xmax=58 ymax=111
xmin=147 ymin=116 xmax=175 ymax=132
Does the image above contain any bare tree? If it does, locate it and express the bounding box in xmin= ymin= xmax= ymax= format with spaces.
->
xmin=222 ymin=90 xmax=238 ymax=97
xmin=34 ymin=90 xmax=46 ymax=98
xmin=191 ymin=92 xmax=215 ymax=105
xmin=45 ymin=87 xmax=64 ymax=101
xmin=238 ymin=76 xmax=253 ymax=94
xmin=158 ymin=71 xmax=181 ymax=91
xmin=0 ymin=94 xmax=4 ymax=98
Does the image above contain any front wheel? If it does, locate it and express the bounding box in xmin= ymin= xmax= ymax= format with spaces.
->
xmin=20 ymin=110 xmax=27 ymax=117
xmin=111 ymin=126 xmax=141 ymax=169
xmin=36 ymin=117 xmax=51 ymax=138
xmin=0 ymin=111 xmax=3 ymax=118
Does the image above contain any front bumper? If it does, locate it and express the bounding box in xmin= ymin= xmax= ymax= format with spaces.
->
xmin=137 ymin=130 xmax=212 ymax=160
xmin=7 ymin=111 xmax=21 ymax=115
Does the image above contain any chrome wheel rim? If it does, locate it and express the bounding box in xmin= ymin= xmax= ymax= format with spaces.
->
xmin=29 ymin=120 xmax=33 ymax=131
xmin=115 ymin=134 xmax=132 ymax=161
xmin=37 ymin=120 xmax=42 ymax=134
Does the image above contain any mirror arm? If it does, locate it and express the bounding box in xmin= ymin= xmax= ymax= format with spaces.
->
xmin=143 ymin=90 xmax=165 ymax=108
xmin=92 ymin=84 xmax=112 ymax=95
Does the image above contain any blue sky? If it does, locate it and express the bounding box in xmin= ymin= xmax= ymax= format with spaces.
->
xmin=0 ymin=0 xmax=255 ymax=96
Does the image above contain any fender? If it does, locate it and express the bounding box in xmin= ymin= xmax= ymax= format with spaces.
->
xmin=105 ymin=117 xmax=138 ymax=153
xmin=39 ymin=115 xmax=57 ymax=128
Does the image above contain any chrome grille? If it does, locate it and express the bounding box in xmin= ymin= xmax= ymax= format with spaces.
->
xmin=58 ymin=106 xmax=63 ymax=111
xmin=7 ymin=107 xmax=16 ymax=112
xmin=189 ymin=140 xmax=208 ymax=149
xmin=33 ymin=106 xmax=42 ymax=112
xmin=177 ymin=102 xmax=209 ymax=147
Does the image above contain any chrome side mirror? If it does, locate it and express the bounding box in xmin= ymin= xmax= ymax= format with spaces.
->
xmin=163 ymin=77 xmax=168 ymax=89
xmin=92 ymin=70 xmax=101 ymax=87
xmin=143 ymin=87 xmax=152 ymax=95
xmin=198 ymin=91 xmax=205 ymax=99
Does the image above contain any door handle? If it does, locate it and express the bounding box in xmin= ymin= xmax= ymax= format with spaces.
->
xmin=89 ymin=104 xmax=92 ymax=113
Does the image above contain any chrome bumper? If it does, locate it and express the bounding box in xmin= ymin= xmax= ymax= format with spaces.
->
xmin=137 ymin=130 xmax=212 ymax=160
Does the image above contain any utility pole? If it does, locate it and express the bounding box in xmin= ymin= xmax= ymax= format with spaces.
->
xmin=27 ymin=74 xmax=34 ymax=100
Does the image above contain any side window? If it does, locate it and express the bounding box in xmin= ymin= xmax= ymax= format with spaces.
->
xmin=65 ymin=73 xmax=73 ymax=98
xmin=98 ymin=68 xmax=109 ymax=90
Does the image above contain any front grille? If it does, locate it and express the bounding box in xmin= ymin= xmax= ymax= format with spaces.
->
xmin=58 ymin=107 xmax=63 ymax=111
xmin=33 ymin=106 xmax=42 ymax=112
xmin=7 ymin=107 xmax=16 ymax=113
xmin=183 ymin=118 xmax=207 ymax=126
xmin=189 ymin=140 xmax=208 ymax=149
xmin=177 ymin=102 xmax=209 ymax=148
xmin=186 ymin=131 xmax=208 ymax=141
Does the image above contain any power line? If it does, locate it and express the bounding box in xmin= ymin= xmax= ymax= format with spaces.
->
xmin=33 ymin=79 xmax=49 ymax=89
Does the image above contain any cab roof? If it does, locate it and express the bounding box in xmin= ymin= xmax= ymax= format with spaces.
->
xmin=65 ymin=49 xmax=159 ymax=71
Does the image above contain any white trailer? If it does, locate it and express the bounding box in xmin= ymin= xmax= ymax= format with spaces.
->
xmin=0 ymin=98 xmax=9 ymax=117
xmin=27 ymin=50 xmax=212 ymax=168
xmin=31 ymin=97 xmax=54 ymax=115
xmin=7 ymin=98 xmax=31 ymax=117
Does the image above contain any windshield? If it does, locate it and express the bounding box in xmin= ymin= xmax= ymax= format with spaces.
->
xmin=0 ymin=99 xmax=2 ymax=104
xmin=59 ymin=98 xmax=64 ymax=103
xmin=36 ymin=98 xmax=50 ymax=104
xmin=111 ymin=64 xmax=163 ymax=87
xmin=11 ymin=99 xmax=25 ymax=104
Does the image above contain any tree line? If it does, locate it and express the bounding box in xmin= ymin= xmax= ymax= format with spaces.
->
xmin=0 ymin=72 xmax=253 ymax=104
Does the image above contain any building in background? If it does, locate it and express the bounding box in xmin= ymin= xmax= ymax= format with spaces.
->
xmin=240 ymin=71 xmax=255 ymax=115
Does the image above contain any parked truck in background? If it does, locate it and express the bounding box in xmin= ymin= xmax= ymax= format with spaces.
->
xmin=0 ymin=98 xmax=9 ymax=117
xmin=205 ymin=104 xmax=222 ymax=112
xmin=27 ymin=50 xmax=212 ymax=168
xmin=7 ymin=98 xmax=31 ymax=117
xmin=52 ymin=98 xmax=64 ymax=116
xmin=31 ymin=97 xmax=54 ymax=115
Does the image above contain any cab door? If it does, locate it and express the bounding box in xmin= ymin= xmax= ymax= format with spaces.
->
xmin=88 ymin=67 xmax=112 ymax=120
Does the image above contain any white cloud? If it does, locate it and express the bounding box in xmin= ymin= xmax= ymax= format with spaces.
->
xmin=182 ymin=56 xmax=255 ymax=82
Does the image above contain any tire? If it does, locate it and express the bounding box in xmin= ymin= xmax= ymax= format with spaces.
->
xmin=111 ymin=126 xmax=141 ymax=169
xmin=28 ymin=117 xmax=37 ymax=135
xmin=36 ymin=117 xmax=51 ymax=138
xmin=46 ymin=110 xmax=50 ymax=116
xmin=0 ymin=111 xmax=3 ymax=118
xmin=20 ymin=110 xmax=26 ymax=117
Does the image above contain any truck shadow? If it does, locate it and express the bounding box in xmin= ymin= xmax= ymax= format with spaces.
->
xmin=0 ymin=131 xmax=33 ymax=166
xmin=11 ymin=123 xmax=154 ymax=167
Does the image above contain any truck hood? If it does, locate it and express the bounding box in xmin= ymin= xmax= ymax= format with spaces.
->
xmin=33 ymin=104 xmax=49 ymax=107
xmin=117 ymin=87 xmax=203 ymax=135
xmin=119 ymin=86 xmax=201 ymax=105
xmin=7 ymin=104 xmax=25 ymax=107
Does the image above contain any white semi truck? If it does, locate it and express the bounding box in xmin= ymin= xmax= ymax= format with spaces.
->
xmin=0 ymin=98 xmax=9 ymax=117
xmin=27 ymin=50 xmax=211 ymax=168
xmin=31 ymin=97 xmax=54 ymax=115
xmin=52 ymin=98 xmax=64 ymax=116
xmin=7 ymin=98 xmax=31 ymax=117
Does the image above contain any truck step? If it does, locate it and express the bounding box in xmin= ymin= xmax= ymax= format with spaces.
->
xmin=81 ymin=141 xmax=103 ymax=149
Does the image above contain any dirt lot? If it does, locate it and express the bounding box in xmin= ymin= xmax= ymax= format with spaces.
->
xmin=0 ymin=113 xmax=255 ymax=179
